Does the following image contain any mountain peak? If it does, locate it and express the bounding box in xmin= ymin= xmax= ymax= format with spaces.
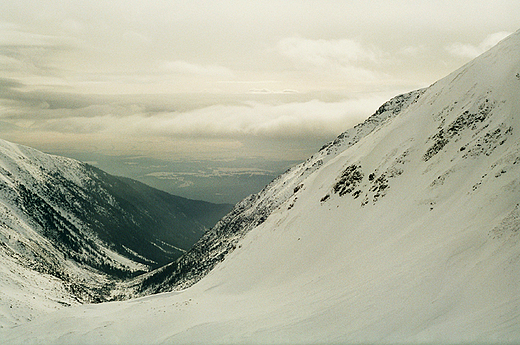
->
xmin=431 ymin=28 xmax=520 ymax=96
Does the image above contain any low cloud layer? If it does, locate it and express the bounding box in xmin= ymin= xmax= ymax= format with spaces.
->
xmin=1 ymin=1 xmax=519 ymax=185
xmin=162 ymin=60 xmax=235 ymax=78
xmin=0 ymin=86 xmax=390 ymax=160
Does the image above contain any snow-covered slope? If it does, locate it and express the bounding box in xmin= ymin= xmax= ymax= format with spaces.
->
xmin=0 ymin=140 xmax=231 ymax=328
xmin=135 ymin=88 xmax=425 ymax=294
xmin=3 ymin=30 xmax=520 ymax=343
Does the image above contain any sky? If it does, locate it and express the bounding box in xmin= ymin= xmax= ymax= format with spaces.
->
xmin=1 ymin=0 xmax=519 ymax=203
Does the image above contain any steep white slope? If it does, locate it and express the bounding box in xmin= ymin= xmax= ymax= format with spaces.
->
xmin=0 ymin=243 xmax=81 ymax=329
xmin=0 ymin=142 xmax=123 ymax=328
xmin=135 ymin=88 xmax=424 ymax=294
xmin=0 ymin=139 xmax=230 ymax=328
xmin=3 ymin=30 xmax=520 ymax=344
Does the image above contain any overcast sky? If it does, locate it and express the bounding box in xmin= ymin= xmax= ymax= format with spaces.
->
xmin=1 ymin=1 xmax=519 ymax=202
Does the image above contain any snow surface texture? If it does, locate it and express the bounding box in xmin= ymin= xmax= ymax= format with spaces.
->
xmin=3 ymin=30 xmax=520 ymax=344
xmin=0 ymin=139 xmax=229 ymax=328
xmin=0 ymin=141 xmax=119 ymax=328
xmin=135 ymin=87 xmax=425 ymax=296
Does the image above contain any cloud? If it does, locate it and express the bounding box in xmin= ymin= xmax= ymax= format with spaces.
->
xmin=0 ymin=22 xmax=80 ymax=78
xmin=0 ymin=22 xmax=72 ymax=47
xmin=0 ymin=77 xmax=25 ymax=90
xmin=162 ymin=60 xmax=235 ymax=78
xmin=0 ymin=84 xmax=136 ymax=119
xmin=397 ymin=45 xmax=428 ymax=57
xmin=446 ymin=31 xmax=512 ymax=59
xmin=129 ymin=97 xmax=386 ymax=140
xmin=49 ymin=100 xmax=368 ymax=139
xmin=0 ymin=89 xmax=391 ymax=160
xmin=0 ymin=120 xmax=20 ymax=132
xmin=0 ymin=78 xmax=387 ymax=141
xmin=277 ymin=37 xmax=384 ymax=80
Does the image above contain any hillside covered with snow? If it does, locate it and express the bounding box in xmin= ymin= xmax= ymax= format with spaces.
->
xmin=0 ymin=140 xmax=231 ymax=328
xmin=3 ymin=29 xmax=520 ymax=343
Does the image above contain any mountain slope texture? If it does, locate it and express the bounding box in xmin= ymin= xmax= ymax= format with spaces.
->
xmin=0 ymin=140 xmax=231 ymax=328
xmin=3 ymin=30 xmax=520 ymax=344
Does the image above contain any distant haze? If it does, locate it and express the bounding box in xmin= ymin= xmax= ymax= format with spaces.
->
xmin=1 ymin=1 xmax=519 ymax=203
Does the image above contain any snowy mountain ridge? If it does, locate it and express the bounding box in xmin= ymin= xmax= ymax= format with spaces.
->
xmin=0 ymin=139 xmax=231 ymax=327
xmin=136 ymin=88 xmax=425 ymax=294
xmin=3 ymin=29 xmax=520 ymax=343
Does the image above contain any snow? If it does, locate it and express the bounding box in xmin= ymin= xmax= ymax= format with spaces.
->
xmin=0 ymin=245 xmax=80 ymax=329
xmin=2 ymin=30 xmax=520 ymax=344
xmin=99 ymin=246 xmax=150 ymax=272
xmin=0 ymin=139 xmax=89 ymax=188
xmin=0 ymin=206 xmax=82 ymax=329
xmin=0 ymin=138 xmax=152 ymax=327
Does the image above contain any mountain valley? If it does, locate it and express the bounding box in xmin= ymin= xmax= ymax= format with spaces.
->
xmin=0 ymin=140 xmax=231 ymax=327
xmin=2 ymin=30 xmax=520 ymax=344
